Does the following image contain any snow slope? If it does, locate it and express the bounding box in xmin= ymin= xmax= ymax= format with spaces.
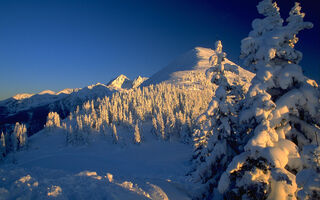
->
xmin=142 ymin=47 xmax=254 ymax=90
xmin=0 ymin=129 xmax=193 ymax=199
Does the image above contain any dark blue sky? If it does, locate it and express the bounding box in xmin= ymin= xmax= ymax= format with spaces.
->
xmin=0 ymin=0 xmax=319 ymax=100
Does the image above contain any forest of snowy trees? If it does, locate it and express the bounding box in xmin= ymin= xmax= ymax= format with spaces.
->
xmin=45 ymin=83 xmax=213 ymax=145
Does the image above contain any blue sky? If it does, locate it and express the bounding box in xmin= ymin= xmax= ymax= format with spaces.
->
xmin=0 ymin=0 xmax=319 ymax=100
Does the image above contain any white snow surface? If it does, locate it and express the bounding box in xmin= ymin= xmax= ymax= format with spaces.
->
xmin=0 ymin=129 xmax=193 ymax=200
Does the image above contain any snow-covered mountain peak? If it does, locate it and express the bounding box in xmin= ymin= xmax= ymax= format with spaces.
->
xmin=12 ymin=93 xmax=35 ymax=100
xmin=106 ymin=75 xmax=148 ymax=89
xmin=169 ymin=47 xmax=215 ymax=71
xmin=12 ymin=88 xmax=76 ymax=100
xmin=38 ymin=90 xmax=56 ymax=95
xmin=141 ymin=46 xmax=254 ymax=90
xmin=107 ymin=74 xmax=131 ymax=89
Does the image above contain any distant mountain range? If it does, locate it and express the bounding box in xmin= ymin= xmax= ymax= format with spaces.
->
xmin=0 ymin=46 xmax=254 ymax=135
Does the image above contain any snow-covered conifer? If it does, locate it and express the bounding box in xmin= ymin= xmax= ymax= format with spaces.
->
xmin=190 ymin=40 xmax=248 ymax=199
xmin=11 ymin=122 xmax=28 ymax=151
xmin=45 ymin=112 xmax=61 ymax=130
xmin=215 ymin=1 xmax=320 ymax=199
xmin=18 ymin=128 xmax=28 ymax=149
xmin=156 ymin=112 xmax=165 ymax=140
xmin=151 ymin=116 xmax=158 ymax=136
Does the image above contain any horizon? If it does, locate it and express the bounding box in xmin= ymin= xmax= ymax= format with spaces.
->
xmin=0 ymin=0 xmax=319 ymax=100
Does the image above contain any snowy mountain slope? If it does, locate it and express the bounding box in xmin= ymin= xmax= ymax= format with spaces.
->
xmin=141 ymin=47 xmax=254 ymax=90
xmin=0 ymin=129 xmax=193 ymax=199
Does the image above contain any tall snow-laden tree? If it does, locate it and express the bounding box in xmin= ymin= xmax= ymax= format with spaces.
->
xmin=18 ymin=127 xmax=28 ymax=149
xmin=151 ymin=116 xmax=158 ymax=136
xmin=156 ymin=112 xmax=166 ymax=140
xmin=11 ymin=122 xmax=28 ymax=151
xmin=190 ymin=41 xmax=249 ymax=199
xmin=217 ymin=1 xmax=320 ymax=199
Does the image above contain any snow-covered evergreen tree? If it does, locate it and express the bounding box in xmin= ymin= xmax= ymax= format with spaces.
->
xmin=216 ymin=1 xmax=320 ymax=199
xmin=151 ymin=116 xmax=158 ymax=136
xmin=45 ymin=112 xmax=61 ymax=130
xmin=11 ymin=122 xmax=28 ymax=151
xmin=18 ymin=128 xmax=28 ymax=150
xmin=190 ymin=41 xmax=248 ymax=199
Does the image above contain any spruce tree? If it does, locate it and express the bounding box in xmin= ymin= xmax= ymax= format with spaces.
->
xmin=190 ymin=41 xmax=248 ymax=199
xmin=217 ymin=1 xmax=320 ymax=199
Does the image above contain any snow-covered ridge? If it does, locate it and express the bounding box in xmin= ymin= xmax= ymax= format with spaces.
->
xmin=12 ymin=93 xmax=34 ymax=100
xmin=38 ymin=90 xmax=56 ymax=95
xmin=12 ymin=88 xmax=79 ymax=101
